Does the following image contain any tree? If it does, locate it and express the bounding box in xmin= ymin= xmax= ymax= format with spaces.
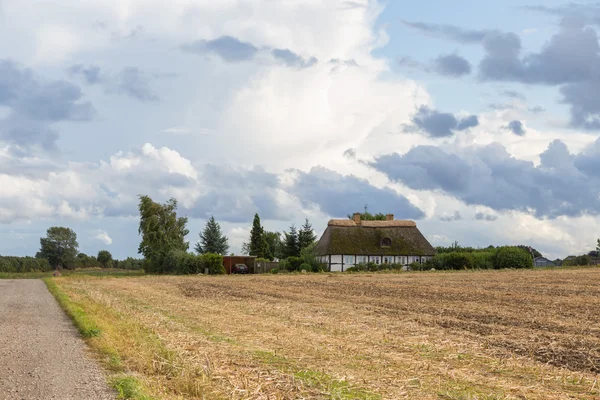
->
xmin=195 ymin=216 xmax=229 ymax=255
xmin=138 ymin=195 xmax=189 ymax=273
xmin=38 ymin=227 xmax=79 ymax=269
xmin=97 ymin=250 xmax=113 ymax=267
xmin=283 ymin=224 xmax=300 ymax=258
xmin=263 ymin=231 xmax=283 ymax=260
xmin=347 ymin=212 xmax=386 ymax=221
xmin=249 ymin=213 xmax=265 ymax=257
xmin=298 ymin=219 xmax=317 ymax=252
xmin=597 ymin=238 xmax=600 ymax=253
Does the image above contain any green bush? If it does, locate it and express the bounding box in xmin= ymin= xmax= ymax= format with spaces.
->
xmin=202 ymin=253 xmax=225 ymax=275
xmin=494 ymin=247 xmax=532 ymax=269
xmin=283 ymin=256 xmax=304 ymax=272
xmin=472 ymin=252 xmax=495 ymax=269
xmin=409 ymin=261 xmax=426 ymax=271
xmin=299 ymin=263 xmax=311 ymax=272
xmin=444 ymin=252 xmax=474 ymax=270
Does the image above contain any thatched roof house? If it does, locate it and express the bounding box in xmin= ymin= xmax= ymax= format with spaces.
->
xmin=315 ymin=213 xmax=435 ymax=272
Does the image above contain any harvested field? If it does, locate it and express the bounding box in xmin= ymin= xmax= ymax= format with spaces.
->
xmin=53 ymin=268 xmax=600 ymax=399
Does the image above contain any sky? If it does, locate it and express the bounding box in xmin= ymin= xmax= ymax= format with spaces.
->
xmin=1 ymin=0 xmax=600 ymax=260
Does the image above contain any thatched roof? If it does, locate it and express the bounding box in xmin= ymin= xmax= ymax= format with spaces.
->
xmin=315 ymin=219 xmax=435 ymax=256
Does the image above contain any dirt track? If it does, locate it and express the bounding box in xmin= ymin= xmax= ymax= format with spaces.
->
xmin=0 ymin=280 xmax=114 ymax=400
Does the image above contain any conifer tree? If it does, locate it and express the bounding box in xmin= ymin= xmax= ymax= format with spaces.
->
xmin=249 ymin=213 xmax=266 ymax=257
xmin=298 ymin=218 xmax=317 ymax=252
xmin=195 ymin=216 xmax=229 ymax=255
xmin=283 ymin=224 xmax=300 ymax=258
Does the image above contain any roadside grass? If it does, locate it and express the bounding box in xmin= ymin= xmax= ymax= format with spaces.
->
xmin=43 ymin=276 xmax=164 ymax=400
xmin=0 ymin=268 xmax=144 ymax=279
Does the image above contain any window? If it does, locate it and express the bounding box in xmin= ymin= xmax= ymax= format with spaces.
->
xmin=344 ymin=255 xmax=355 ymax=265
xmin=356 ymin=256 xmax=367 ymax=264
xmin=381 ymin=237 xmax=392 ymax=247
xmin=383 ymin=256 xmax=391 ymax=264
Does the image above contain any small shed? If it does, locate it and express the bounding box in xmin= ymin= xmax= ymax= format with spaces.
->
xmin=222 ymin=256 xmax=256 ymax=274
xmin=534 ymin=256 xmax=555 ymax=267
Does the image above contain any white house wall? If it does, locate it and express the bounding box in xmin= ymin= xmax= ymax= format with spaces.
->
xmin=320 ymin=254 xmax=435 ymax=272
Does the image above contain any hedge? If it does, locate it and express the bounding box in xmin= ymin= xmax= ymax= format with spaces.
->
xmin=0 ymin=256 xmax=52 ymax=273
xmin=161 ymin=251 xmax=225 ymax=275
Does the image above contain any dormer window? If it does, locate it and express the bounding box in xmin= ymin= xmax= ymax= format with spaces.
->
xmin=381 ymin=237 xmax=392 ymax=247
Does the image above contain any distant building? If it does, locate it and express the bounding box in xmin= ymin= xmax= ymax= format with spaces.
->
xmin=314 ymin=213 xmax=436 ymax=272
xmin=534 ymin=256 xmax=555 ymax=267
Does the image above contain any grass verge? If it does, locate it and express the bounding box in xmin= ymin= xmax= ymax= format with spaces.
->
xmin=43 ymin=277 xmax=157 ymax=400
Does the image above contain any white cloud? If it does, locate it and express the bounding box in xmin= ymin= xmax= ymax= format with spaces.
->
xmin=95 ymin=230 xmax=113 ymax=245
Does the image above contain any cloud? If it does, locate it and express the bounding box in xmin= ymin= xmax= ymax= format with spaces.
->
xmin=502 ymin=90 xmax=526 ymax=100
xmin=506 ymin=120 xmax=526 ymax=136
xmin=476 ymin=19 xmax=600 ymax=129
xmin=371 ymin=138 xmax=600 ymax=218
xmin=95 ymin=230 xmax=112 ymax=245
xmin=440 ymin=211 xmax=462 ymax=222
xmin=271 ymin=48 xmax=317 ymax=68
xmin=398 ymin=54 xmax=471 ymax=78
xmin=68 ymin=64 xmax=102 ymax=84
xmin=406 ymin=18 xmax=600 ymax=131
xmin=403 ymin=106 xmax=479 ymax=137
xmin=397 ymin=56 xmax=430 ymax=72
xmin=401 ymin=21 xmax=494 ymax=43
xmin=288 ymin=166 xmax=425 ymax=219
xmin=475 ymin=212 xmax=497 ymax=221
xmin=69 ymin=65 xmax=159 ymax=102
xmin=182 ymin=36 xmax=259 ymax=62
xmin=433 ymin=54 xmax=471 ymax=77
xmin=0 ymin=59 xmax=94 ymax=153
xmin=343 ymin=148 xmax=356 ymax=159
xmin=115 ymin=67 xmax=159 ymax=102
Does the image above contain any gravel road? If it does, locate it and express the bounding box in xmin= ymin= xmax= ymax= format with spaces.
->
xmin=0 ymin=279 xmax=115 ymax=400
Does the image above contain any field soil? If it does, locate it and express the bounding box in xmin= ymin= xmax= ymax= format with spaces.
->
xmin=53 ymin=268 xmax=600 ymax=399
xmin=0 ymin=279 xmax=114 ymax=400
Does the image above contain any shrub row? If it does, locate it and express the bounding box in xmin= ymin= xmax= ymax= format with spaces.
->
xmin=426 ymin=246 xmax=532 ymax=270
xmin=158 ymin=250 xmax=225 ymax=275
xmin=0 ymin=256 xmax=52 ymax=272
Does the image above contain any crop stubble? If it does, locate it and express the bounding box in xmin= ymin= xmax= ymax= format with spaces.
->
xmin=56 ymin=268 xmax=600 ymax=399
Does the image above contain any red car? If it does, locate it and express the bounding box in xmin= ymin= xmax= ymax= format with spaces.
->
xmin=232 ymin=264 xmax=249 ymax=274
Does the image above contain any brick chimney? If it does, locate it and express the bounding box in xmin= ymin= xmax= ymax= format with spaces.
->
xmin=386 ymin=214 xmax=394 ymax=221
xmin=352 ymin=212 xmax=361 ymax=225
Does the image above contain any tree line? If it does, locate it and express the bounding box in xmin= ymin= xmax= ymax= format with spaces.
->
xmin=0 ymin=226 xmax=143 ymax=272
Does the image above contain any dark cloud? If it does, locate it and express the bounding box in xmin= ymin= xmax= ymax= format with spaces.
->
xmin=289 ymin=166 xmax=425 ymax=219
xmin=440 ymin=211 xmax=462 ymax=222
xmin=476 ymin=19 xmax=600 ymax=129
xmin=401 ymin=21 xmax=494 ymax=43
xmin=271 ymin=48 xmax=317 ymax=68
xmin=406 ymin=17 xmax=600 ymax=130
xmin=506 ymin=120 xmax=526 ymax=136
xmin=343 ymin=148 xmax=356 ymax=159
xmin=403 ymin=106 xmax=479 ymax=137
xmin=502 ymin=90 xmax=526 ymax=100
xmin=182 ymin=36 xmax=258 ymax=62
xmin=475 ymin=212 xmax=497 ymax=221
xmin=456 ymin=115 xmax=479 ymax=130
xmin=0 ymin=59 xmax=94 ymax=152
xmin=371 ymin=138 xmax=600 ymax=218
xmin=433 ymin=54 xmax=471 ymax=77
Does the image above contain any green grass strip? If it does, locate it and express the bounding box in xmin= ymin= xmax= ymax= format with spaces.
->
xmin=43 ymin=278 xmax=155 ymax=400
